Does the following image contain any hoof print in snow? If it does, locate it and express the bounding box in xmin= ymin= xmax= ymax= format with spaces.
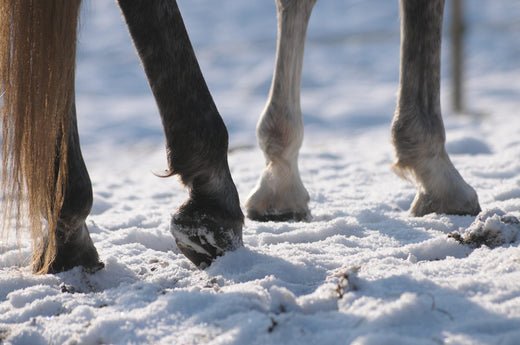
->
xmin=171 ymin=203 xmax=243 ymax=269
xmin=449 ymin=209 xmax=520 ymax=248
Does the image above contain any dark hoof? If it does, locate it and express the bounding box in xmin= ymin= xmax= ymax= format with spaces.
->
xmin=82 ymin=261 xmax=105 ymax=274
xmin=48 ymin=260 xmax=105 ymax=275
xmin=171 ymin=199 xmax=243 ymax=269
xmin=34 ymin=224 xmax=103 ymax=274
xmin=247 ymin=209 xmax=311 ymax=222
xmin=46 ymin=257 xmax=104 ymax=275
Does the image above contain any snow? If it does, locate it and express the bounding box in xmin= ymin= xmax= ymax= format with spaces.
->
xmin=2 ymin=0 xmax=520 ymax=344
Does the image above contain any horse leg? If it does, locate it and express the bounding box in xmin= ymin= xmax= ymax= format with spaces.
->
xmin=117 ymin=0 xmax=244 ymax=268
xmin=392 ymin=0 xmax=481 ymax=216
xmin=246 ymin=0 xmax=316 ymax=222
xmin=33 ymin=101 xmax=102 ymax=273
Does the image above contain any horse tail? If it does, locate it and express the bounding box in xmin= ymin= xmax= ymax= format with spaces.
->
xmin=0 ymin=0 xmax=82 ymax=273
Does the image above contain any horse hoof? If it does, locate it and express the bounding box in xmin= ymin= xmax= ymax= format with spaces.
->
xmin=41 ymin=257 xmax=104 ymax=275
xmin=247 ymin=209 xmax=310 ymax=222
xmin=171 ymin=199 xmax=243 ymax=268
xmin=34 ymin=247 xmax=103 ymax=274
xmin=245 ymin=170 xmax=311 ymax=222
xmin=83 ymin=261 xmax=105 ymax=274
xmin=33 ymin=224 xmax=103 ymax=274
xmin=46 ymin=244 xmax=103 ymax=274
xmin=410 ymin=189 xmax=481 ymax=216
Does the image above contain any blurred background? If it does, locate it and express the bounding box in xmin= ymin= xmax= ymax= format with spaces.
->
xmin=75 ymin=0 xmax=520 ymax=160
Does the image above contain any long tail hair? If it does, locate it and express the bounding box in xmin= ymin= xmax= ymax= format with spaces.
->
xmin=0 ymin=0 xmax=81 ymax=273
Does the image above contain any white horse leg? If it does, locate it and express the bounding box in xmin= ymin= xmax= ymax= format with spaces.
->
xmin=392 ymin=0 xmax=481 ymax=216
xmin=246 ymin=0 xmax=316 ymax=222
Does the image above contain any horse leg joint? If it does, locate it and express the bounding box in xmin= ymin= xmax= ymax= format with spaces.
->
xmin=246 ymin=104 xmax=310 ymax=222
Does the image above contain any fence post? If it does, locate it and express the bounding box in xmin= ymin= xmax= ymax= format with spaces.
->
xmin=451 ymin=0 xmax=465 ymax=113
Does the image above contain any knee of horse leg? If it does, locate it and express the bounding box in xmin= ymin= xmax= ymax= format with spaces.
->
xmin=257 ymin=104 xmax=304 ymax=161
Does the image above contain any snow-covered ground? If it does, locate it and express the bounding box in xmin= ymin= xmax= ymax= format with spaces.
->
xmin=2 ymin=1 xmax=520 ymax=344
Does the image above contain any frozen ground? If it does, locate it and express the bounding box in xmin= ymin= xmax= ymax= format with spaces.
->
xmin=2 ymin=0 xmax=520 ymax=344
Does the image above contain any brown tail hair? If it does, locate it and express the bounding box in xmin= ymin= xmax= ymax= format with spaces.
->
xmin=0 ymin=0 xmax=81 ymax=273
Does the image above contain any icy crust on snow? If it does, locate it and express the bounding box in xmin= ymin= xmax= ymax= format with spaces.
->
xmin=2 ymin=0 xmax=520 ymax=344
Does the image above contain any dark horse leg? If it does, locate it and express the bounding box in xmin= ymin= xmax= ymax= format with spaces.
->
xmin=34 ymin=101 xmax=103 ymax=273
xmin=117 ymin=1 xmax=244 ymax=268
xmin=392 ymin=0 xmax=481 ymax=216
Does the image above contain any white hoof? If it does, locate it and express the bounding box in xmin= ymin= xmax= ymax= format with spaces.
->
xmin=246 ymin=163 xmax=310 ymax=222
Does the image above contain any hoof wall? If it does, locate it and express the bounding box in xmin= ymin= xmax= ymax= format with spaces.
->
xmin=411 ymin=190 xmax=481 ymax=217
xmin=247 ymin=210 xmax=310 ymax=222
xmin=171 ymin=201 xmax=243 ymax=269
